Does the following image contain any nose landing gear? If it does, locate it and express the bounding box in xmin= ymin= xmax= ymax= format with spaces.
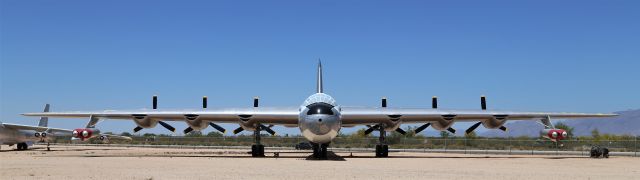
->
xmin=311 ymin=143 xmax=329 ymax=159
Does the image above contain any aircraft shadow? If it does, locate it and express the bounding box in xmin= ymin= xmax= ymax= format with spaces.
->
xmin=31 ymin=150 xmax=587 ymax=160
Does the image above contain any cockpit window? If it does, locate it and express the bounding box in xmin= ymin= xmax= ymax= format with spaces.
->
xmin=306 ymin=103 xmax=335 ymax=115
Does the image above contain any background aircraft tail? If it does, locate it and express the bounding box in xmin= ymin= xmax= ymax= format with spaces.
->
xmin=38 ymin=104 xmax=50 ymax=127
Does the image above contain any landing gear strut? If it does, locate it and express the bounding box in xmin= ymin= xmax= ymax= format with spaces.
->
xmin=251 ymin=124 xmax=265 ymax=157
xmin=375 ymin=124 xmax=389 ymax=157
xmin=311 ymin=142 xmax=329 ymax=159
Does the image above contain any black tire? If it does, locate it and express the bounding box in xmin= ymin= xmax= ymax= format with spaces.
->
xmin=17 ymin=143 xmax=27 ymax=151
xmin=383 ymin=145 xmax=389 ymax=157
xmin=375 ymin=145 xmax=382 ymax=157
xmin=602 ymin=148 xmax=609 ymax=158
xmin=258 ymin=144 xmax=265 ymax=157
xmin=312 ymin=143 xmax=320 ymax=158
xmin=251 ymin=145 xmax=257 ymax=157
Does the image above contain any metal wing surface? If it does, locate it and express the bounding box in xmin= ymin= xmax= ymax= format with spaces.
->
xmin=22 ymin=107 xmax=300 ymax=126
xmin=340 ymin=107 xmax=617 ymax=126
xmin=2 ymin=123 xmax=73 ymax=134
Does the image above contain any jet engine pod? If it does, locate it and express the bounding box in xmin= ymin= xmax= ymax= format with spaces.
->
xmin=543 ymin=129 xmax=568 ymax=140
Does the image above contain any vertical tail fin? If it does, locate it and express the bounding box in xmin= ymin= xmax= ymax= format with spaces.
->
xmin=317 ymin=60 xmax=323 ymax=93
xmin=38 ymin=104 xmax=50 ymax=127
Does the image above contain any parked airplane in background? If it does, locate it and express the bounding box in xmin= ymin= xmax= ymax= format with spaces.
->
xmin=23 ymin=61 xmax=616 ymax=158
xmin=2 ymin=104 xmax=131 ymax=151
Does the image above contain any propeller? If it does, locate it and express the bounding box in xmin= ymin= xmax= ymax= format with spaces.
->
xmin=133 ymin=126 xmax=143 ymax=133
xmin=465 ymin=96 xmax=488 ymax=134
xmin=465 ymin=96 xmax=507 ymax=134
xmin=413 ymin=97 xmax=439 ymax=134
xmin=395 ymin=128 xmax=407 ymax=135
xmin=201 ymin=96 xmax=226 ymax=134
xmin=152 ymin=95 xmax=176 ymax=132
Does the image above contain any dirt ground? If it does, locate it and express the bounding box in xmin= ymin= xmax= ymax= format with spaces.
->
xmin=1 ymin=145 xmax=638 ymax=180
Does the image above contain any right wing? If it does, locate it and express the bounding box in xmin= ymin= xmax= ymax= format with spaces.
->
xmin=23 ymin=107 xmax=301 ymax=126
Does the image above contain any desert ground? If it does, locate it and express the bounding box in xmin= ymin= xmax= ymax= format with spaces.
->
xmin=1 ymin=145 xmax=638 ymax=180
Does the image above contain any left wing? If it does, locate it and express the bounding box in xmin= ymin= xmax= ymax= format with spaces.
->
xmin=340 ymin=107 xmax=617 ymax=125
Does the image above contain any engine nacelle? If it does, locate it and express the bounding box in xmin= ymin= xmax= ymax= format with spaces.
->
xmin=382 ymin=115 xmax=402 ymax=131
xmin=431 ymin=115 xmax=456 ymax=131
xmin=542 ymin=129 xmax=568 ymax=140
xmin=72 ymin=128 xmax=100 ymax=141
xmin=34 ymin=132 xmax=48 ymax=142
xmin=482 ymin=115 xmax=508 ymax=129
xmin=132 ymin=114 xmax=158 ymax=129
xmin=184 ymin=114 xmax=209 ymax=131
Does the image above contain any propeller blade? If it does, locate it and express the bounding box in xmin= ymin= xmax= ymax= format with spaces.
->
xmin=395 ymin=128 xmax=407 ymax=135
xmin=209 ymin=123 xmax=226 ymax=133
xmin=432 ymin=96 xmax=438 ymax=109
xmin=447 ymin=127 xmax=456 ymax=134
xmin=465 ymin=122 xmax=483 ymax=134
xmin=133 ymin=126 xmax=143 ymax=133
xmin=153 ymin=95 xmax=158 ymax=110
xmin=233 ymin=127 xmax=244 ymax=134
xmin=260 ymin=124 xmax=276 ymax=136
xmin=499 ymin=126 xmax=508 ymax=131
xmin=414 ymin=123 xmax=431 ymax=134
xmin=381 ymin=97 xmax=387 ymax=108
xmin=183 ymin=127 xmax=194 ymax=134
xmin=253 ymin=97 xmax=259 ymax=107
xmin=202 ymin=96 xmax=208 ymax=109
xmin=364 ymin=125 xmax=380 ymax=135
xmin=481 ymin=96 xmax=487 ymax=110
xmin=158 ymin=121 xmax=176 ymax=132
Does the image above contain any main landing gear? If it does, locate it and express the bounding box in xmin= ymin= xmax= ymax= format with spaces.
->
xmin=15 ymin=143 xmax=28 ymax=151
xmin=375 ymin=124 xmax=389 ymax=157
xmin=311 ymin=143 xmax=329 ymax=159
xmin=251 ymin=124 xmax=265 ymax=157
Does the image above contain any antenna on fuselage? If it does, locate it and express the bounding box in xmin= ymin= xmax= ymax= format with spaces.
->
xmin=317 ymin=59 xmax=323 ymax=93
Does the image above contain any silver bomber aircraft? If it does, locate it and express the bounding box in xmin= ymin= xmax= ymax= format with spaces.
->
xmin=2 ymin=104 xmax=131 ymax=151
xmin=23 ymin=62 xmax=616 ymax=158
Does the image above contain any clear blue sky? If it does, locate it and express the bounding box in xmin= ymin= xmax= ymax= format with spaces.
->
xmin=1 ymin=1 xmax=639 ymax=135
